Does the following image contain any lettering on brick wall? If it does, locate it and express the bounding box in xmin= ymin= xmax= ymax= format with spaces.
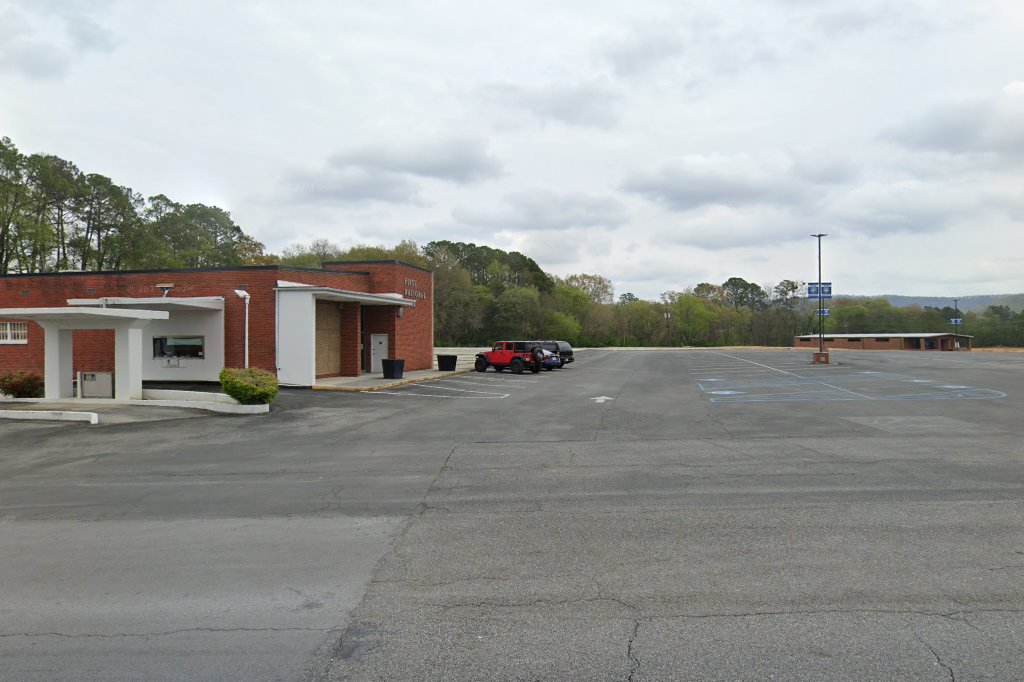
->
xmin=403 ymin=277 xmax=428 ymax=300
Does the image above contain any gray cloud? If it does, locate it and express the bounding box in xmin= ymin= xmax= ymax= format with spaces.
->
xmin=330 ymin=137 xmax=502 ymax=183
xmin=790 ymin=150 xmax=859 ymax=184
xmin=882 ymin=83 xmax=1024 ymax=158
xmin=0 ymin=0 xmax=116 ymax=79
xmin=452 ymin=190 xmax=629 ymax=232
xmin=652 ymin=204 xmax=814 ymax=250
xmin=826 ymin=180 xmax=973 ymax=236
xmin=286 ymin=166 xmax=423 ymax=206
xmin=622 ymin=155 xmax=805 ymax=211
xmin=285 ymin=137 xmax=501 ymax=206
xmin=478 ymin=81 xmax=621 ymax=128
xmin=603 ymin=28 xmax=685 ymax=76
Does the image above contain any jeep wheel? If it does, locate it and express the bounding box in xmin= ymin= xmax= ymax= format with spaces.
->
xmin=510 ymin=358 xmax=525 ymax=374
xmin=474 ymin=357 xmax=488 ymax=372
xmin=530 ymin=363 xmax=540 ymax=374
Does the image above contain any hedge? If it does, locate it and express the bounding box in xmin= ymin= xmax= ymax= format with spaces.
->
xmin=219 ymin=367 xmax=279 ymax=405
xmin=0 ymin=372 xmax=45 ymax=398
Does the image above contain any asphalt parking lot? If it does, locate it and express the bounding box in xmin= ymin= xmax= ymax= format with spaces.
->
xmin=1 ymin=348 xmax=1022 ymax=681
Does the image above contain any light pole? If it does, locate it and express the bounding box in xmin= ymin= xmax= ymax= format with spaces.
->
xmin=664 ymin=308 xmax=672 ymax=347
xmin=952 ymin=297 xmax=962 ymax=348
xmin=811 ymin=233 xmax=827 ymax=359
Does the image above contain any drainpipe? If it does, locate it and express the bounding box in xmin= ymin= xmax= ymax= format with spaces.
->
xmin=234 ymin=290 xmax=250 ymax=368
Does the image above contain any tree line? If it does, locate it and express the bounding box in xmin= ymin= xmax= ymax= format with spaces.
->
xmin=0 ymin=136 xmax=268 ymax=274
xmin=3 ymin=136 xmax=1020 ymax=348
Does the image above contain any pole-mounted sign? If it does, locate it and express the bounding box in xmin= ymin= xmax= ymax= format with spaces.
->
xmin=807 ymin=283 xmax=832 ymax=299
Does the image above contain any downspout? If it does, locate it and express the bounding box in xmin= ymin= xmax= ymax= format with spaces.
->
xmin=233 ymin=290 xmax=251 ymax=368
xmin=274 ymin=288 xmax=280 ymax=374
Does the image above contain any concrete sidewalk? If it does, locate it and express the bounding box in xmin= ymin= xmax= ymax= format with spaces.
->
xmin=313 ymin=367 xmax=474 ymax=391
xmin=313 ymin=348 xmax=481 ymax=392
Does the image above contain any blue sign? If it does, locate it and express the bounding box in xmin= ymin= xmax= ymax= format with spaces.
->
xmin=807 ymin=283 xmax=832 ymax=299
xmin=817 ymin=308 xmax=830 ymax=316
xmin=950 ymin=318 xmax=963 ymax=325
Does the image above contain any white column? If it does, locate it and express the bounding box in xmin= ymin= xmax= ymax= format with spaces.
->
xmin=114 ymin=323 xmax=145 ymax=400
xmin=42 ymin=325 xmax=75 ymax=399
xmin=276 ymin=290 xmax=316 ymax=385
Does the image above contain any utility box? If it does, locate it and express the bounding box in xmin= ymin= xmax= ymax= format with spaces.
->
xmin=79 ymin=372 xmax=114 ymax=398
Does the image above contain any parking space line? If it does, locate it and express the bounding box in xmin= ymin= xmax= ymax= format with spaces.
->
xmin=711 ymin=352 xmax=874 ymax=399
xmin=413 ymin=384 xmax=509 ymax=395
xmin=692 ymin=352 xmax=1006 ymax=403
xmin=368 ymin=390 xmax=509 ymax=399
xmin=440 ymin=376 xmax=531 ymax=385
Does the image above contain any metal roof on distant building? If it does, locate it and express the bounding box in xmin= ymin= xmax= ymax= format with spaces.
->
xmin=796 ymin=332 xmax=973 ymax=338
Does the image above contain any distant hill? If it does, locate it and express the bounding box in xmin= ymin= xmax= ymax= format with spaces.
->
xmin=841 ymin=294 xmax=1024 ymax=313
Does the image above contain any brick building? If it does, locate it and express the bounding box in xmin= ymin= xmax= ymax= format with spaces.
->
xmin=793 ymin=333 xmax=972 ymax=351
xmin=0 ymin=261 xmax=433 ymax=394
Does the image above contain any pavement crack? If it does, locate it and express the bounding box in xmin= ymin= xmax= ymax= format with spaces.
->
xmin=915 ymin=632 xmax=955 ymax=682
xmin=441 ymin=596 xmax=640 ymax=612
xmin=626 ymin=618 xmax=641 ymax=682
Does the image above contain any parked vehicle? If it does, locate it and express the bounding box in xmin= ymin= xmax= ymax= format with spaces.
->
xmin=539 ymin=340 xmax=574 ymax=367
xmin=540 ymin=349 xmax=561 ymax=371
xmin=475 ymin=341 xmax=544 ymax=374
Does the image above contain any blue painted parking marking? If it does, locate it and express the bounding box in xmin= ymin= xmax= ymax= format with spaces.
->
xmin=690 ymin=352 xmax=1006 ymax=404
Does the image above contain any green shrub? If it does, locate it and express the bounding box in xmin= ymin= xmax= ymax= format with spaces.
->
xmin=0 ymin=371 xmax=45 ymax=398
xmin=219 ymin=367 xmax=279 ymax=405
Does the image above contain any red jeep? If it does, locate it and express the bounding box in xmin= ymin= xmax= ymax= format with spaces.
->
xmin=475 ymin=341 xmax=544 ymax=374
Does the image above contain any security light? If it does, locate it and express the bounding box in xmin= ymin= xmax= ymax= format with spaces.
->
xmin=234 ymin=289 xmax=250 ymax=299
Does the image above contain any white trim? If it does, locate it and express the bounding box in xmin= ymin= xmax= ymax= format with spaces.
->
xmin=273 ymin=282 xmax=416 ymax=307
xmin=0 ymin=320 xmax=29 ymax=344
xmin=67 ymin=296 xmax=225 ymax=311
xmin=797 ymin=332 xmax=973 ymax=339
xmin=0 ymin=307 xmax=169 ymax=322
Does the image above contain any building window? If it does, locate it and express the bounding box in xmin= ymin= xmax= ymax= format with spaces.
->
xmin=848 ymin=338 xmax=862 ymax=342
xmin=874 ymin=337 xmax=890 ymax=342
xmin=0 ymin=321 xmax=28 ymax=344
xmin=153 ymin=336 xmax=205 ymax=358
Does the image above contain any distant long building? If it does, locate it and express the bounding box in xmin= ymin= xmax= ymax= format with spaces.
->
xmin=793 ymin=333 xmax=972 ymax=351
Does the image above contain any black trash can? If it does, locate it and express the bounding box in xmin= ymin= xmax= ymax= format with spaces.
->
xmin=381 ymin=358 xmax=405 ymax=379
xmin=437 ymin=354 xmax=458 ymax=371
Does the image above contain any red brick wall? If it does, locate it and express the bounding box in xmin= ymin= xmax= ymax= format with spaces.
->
xmin=327 ymin=261 xmax=434 ymax=370
xmin=791 ymin=336 xmax=971 ymax=351
xmin=340 ymin=303 xmax=361 ymax=376
xmin=1 ymin=265 xmax=438 ymax=380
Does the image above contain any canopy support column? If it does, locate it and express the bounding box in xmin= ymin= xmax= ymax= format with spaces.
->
xmin=41 ymin=325 xmax=75 ymax=399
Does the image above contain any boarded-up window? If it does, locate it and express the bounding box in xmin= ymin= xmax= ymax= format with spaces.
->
xmin=315 ymin=301 xmax=342 ymax=376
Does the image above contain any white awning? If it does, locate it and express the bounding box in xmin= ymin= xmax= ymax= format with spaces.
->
xmin=67 ymin=296 xmax=225 ymax=311
xmin=274 ymin=282 xmax=415 ymax=307
xmin=0 ymin=307 xmax=169 ymax=322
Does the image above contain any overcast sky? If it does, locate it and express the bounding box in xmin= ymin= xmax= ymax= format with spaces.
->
xmin=3 ymin=0 xmax=1023 ymax=299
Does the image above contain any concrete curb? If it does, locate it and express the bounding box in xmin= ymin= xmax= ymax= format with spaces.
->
xmin=0 ymin=410 xmax=99 ymax=425
xmin=135 ymin=399 xmax=270 ymax=414
xmin=0 ymin=397 xmax=269 ymax=415
xmin=312 ymin=368 xmax=477 ymax=392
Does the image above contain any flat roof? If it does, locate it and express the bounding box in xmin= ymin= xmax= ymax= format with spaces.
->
xmin=797 ymin=333 xmax=974 ymax=339
xmin=0 ymin=307 xmax=169 ymax=321
xmin=0 ymin=265 xmax=370 ymax=278
xmin=67 ymin=296 xmax=225 ymax=311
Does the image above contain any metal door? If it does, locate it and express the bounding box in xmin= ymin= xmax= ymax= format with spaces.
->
xmin=370 ymin=334 xmax=388 ymax=373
